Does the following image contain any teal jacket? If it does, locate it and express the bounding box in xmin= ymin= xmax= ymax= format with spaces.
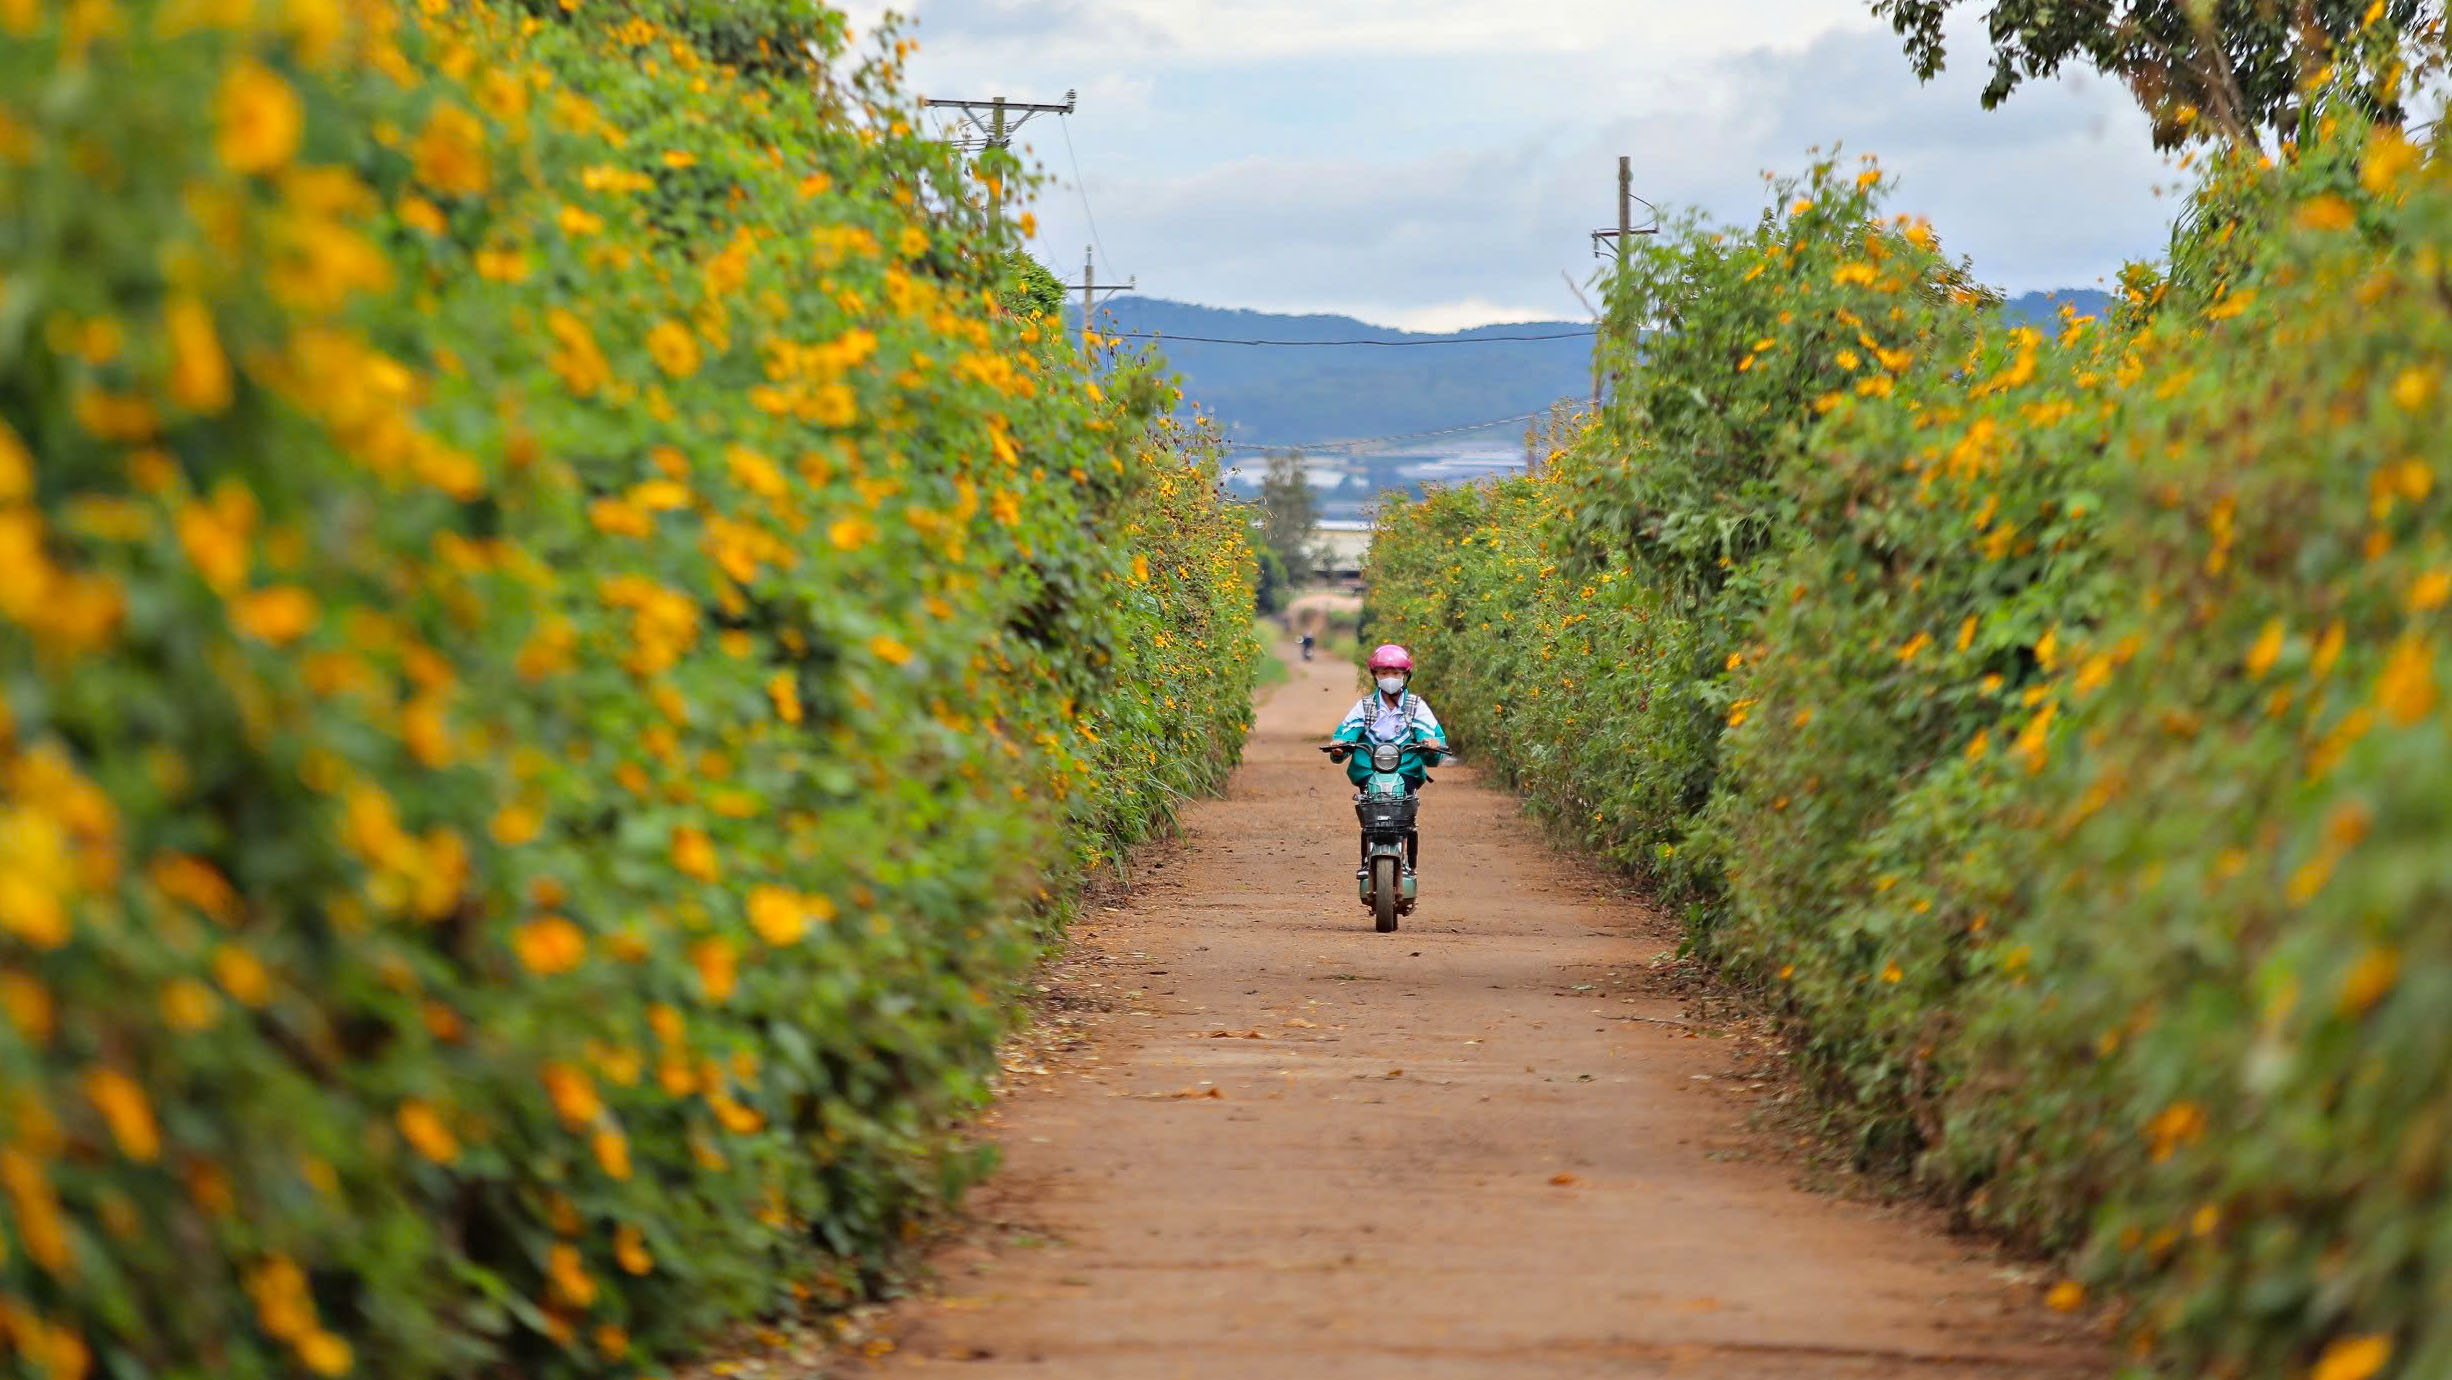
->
xmin=1333 ymin=690 xmax=1447 ymax=790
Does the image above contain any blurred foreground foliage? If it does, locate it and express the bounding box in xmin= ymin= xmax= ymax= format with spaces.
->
xmin=0 ymin=1 xmax=1254 ymax=1376
xmin=1370 ymin=88 xmax=2452 ymax=1379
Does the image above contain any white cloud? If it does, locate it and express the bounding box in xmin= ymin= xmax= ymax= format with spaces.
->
xmin=901 ymin=0 xmax=1868 ymax=65
xmin=860 ymin=0 xmax=2182 ymax=324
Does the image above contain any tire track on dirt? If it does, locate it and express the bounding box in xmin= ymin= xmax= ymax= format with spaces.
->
xmin=853 ymin=645 xmax=2104 ymax=1379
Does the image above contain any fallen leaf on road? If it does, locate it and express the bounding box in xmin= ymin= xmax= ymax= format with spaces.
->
xmin=1548 ymin=1172 xmax=1580 ymax=1186
xmin=1384 ymin=1069 xmax=1404 ymax=1078
xmin=1154 ymin=1086 xmax=1223 ymax=1099
xmin=1206 ymin=1029 xmax=1268 ymax=1039
xmin=1284 ymin=1017 xmax=1317 ymax=1028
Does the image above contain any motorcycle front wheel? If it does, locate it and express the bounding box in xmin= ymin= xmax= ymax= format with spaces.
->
xmin=1372 ymin=855 xmax=1400 ymax=933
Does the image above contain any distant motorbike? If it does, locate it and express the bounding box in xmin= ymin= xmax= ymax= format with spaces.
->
xmin=1319 ymin=737 xmax=1425 ymax=932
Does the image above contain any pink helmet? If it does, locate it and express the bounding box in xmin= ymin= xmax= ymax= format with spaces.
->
xmin=1367 ymin=644 xmax=1414 ymax=673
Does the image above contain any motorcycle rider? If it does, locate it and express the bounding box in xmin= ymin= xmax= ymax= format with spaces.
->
xmin=1329 ymin=645 xmax=1448 ymax=875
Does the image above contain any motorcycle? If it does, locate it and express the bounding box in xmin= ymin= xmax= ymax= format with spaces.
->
xmin=1318 ymin=737 xmax=1429 ymax=932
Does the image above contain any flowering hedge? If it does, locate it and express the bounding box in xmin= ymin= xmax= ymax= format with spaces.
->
xmin=1369 ymin=113 xmax=2452 ymax=1377
xmin=0 ymin=2 xmax=1254 ymax=1378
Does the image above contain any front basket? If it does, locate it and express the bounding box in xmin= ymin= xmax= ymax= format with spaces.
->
xmin=1354 ymin=795 xmax=1420 ymax=832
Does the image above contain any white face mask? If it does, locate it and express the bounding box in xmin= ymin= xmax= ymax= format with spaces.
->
xmin=1376 ymin=675 xmax=1407 ymax=695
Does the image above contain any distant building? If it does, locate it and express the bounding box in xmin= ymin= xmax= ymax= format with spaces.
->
xmin=1314 ymin=520 xmax=1369 ymax=585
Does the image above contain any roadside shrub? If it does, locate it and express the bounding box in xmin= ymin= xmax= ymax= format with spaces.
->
xmin=0 ymin=3 xmax=1253 ymax=1378
xmin=1371 ymin=106 xmax=2452 ymax=1378
xmin=1931 ymin=121 xmax=2452 ymax=1378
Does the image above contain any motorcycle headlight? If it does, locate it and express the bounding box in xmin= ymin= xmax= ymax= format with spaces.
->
xmin=1371 ymin=743 xmax=1403 ymax=772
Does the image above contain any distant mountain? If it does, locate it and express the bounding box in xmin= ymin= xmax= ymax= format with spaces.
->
xmin=1083 ymin=291 xmax=2116 ymax=454
xmin=1084 ymin=298 xmax=1592 ymax=449
xmin=2003 ymin=289 xmax=2113 ymax=325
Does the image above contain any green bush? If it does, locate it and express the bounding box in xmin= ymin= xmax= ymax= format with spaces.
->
xmin=0 ymin=3 xmax=1253 ymax=1377
xmin=1371 ymin=112 xmax=2452 ymax=1379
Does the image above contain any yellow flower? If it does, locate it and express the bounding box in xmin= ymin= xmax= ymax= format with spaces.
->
xmin=2144 ymin=1100 xmax=2206 ymax=1162
xmin=2339 ymin=946 xmax=2399 ymax=1015
xmin=747 ymin=885 xmax=830 ymax=945
xmin=2358 ymin=128 xmax=2420 ymax=197
xmin=166 ymin=293 xmax=233 ymax=413
xmin=0 ymin=807 xmax=75 ymax=949
xmin=2292 ymin=195 xmax=2356 ymax=231
xmin=2314 ymin=1335 xmax=2392 ymax=1380
xmin=691 ymin=936 xmax=738 ymax=1001
xmin=2377 ymin=636 xmax=2438 ymax=725
xmin=514 ymin=917 xmax=587 ymax=975
xmin=671 ymin=826 xmax=718 ymax=881
xmin=177 ymin=494 xmax=254 ymax=592
xmin=588 ymin=497 xmax=652 ymax=537
xmin=541 ymin=1062 xmax=602 ymax=1128
xmin=396 ymin=1100 xmax=461 ymax=1164
xmin=557 ymin=203 xmax=604 ymax=237
xmin=592 ymin=1128 xmax=632 ymax=1180
xmin=2392 ymin=367 xmax=2435 ymax=411
xmin=398 ymin=195 xmax=447 ymax=235
xmin=2314 ymin=621 xmax=2346 ymax=676
xmin=545 ymin=309 xmax=610 ymax=396
xmin=474 ymin=245 xmax=528 ymax=281
xmin=212 ymin=944 xmax=274 ymax=1007
xmin=0 ymin=1147 xmax=71 ymax=1273
xmin=869 ymin=634 xmax=914 ymax=665
xmin=2244 ymin=618 xmax=2284 ymax=678
xmin=1 ymin=971 xmax=53 ymax=1041
xmin=614 ymin=1223 xmax=654 ymax=1274
xmin=231 ymin=585 xmax=320 ymax=644
xmin=411 ymin=103 xmax=489 ymax=197
xmin=2043 ymin=1280 xmax=2085 ymax=1312
xmin=647 ymin=318 xmax=700 ymax=377
xmin=548 ymin=1243 xmax=598 ymax=1308
xmin=2411 ymin=569 xmax=2451 ymax=612
xmin=82 ymin=1068 xmax=162 ymax=1162
xmin=297 ymin=1331 xmax=354 ymax=1377
xmin=161 ymin=977 xmax=221 ymax=1032
xmin=216 ymin=60 xmax=303 ymax=175
xmin=766 ymin=670 xmax=802 ymax=723
xmin=490 ymin=802 xmax=543 ymax=845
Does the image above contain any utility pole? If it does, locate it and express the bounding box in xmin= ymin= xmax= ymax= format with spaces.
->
xmin=919 ymin=90 xmax=1076 ymax=228
xmin=1061 ymin=245 xmax=1136 ymax=354
xmin=1588 ymin=155 xmax=1658 ymax=406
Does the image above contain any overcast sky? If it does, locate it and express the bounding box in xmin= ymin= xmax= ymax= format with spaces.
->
xmin=839 ymin=0 xmax=2183 ymax=330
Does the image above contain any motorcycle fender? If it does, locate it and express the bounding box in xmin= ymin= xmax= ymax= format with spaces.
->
xmin=1360 ymin=844 xmax=1404 ymax=904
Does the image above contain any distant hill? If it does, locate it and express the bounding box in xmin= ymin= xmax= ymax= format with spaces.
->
xmin=1085 ymin=298 xmax=1592 ymax=449
xmin=1082 ymin=290 xmax=2116 ymax=451
xmin=2003 ymin=289 xmax=2113 ymax=325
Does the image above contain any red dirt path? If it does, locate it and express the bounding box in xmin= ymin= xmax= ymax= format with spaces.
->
xmin=853 ymin=646 xmax=2105 ymax=1379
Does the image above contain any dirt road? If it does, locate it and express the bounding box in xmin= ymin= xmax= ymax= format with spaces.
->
xmin=859 ymin=647 xmax=2103 ymax=1379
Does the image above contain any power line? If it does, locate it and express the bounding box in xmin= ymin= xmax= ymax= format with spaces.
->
xmin=1105 ymin=329 xmax=1595 ymax=348
xmin=1056 ymin=113 xmax=1121 ymax=284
